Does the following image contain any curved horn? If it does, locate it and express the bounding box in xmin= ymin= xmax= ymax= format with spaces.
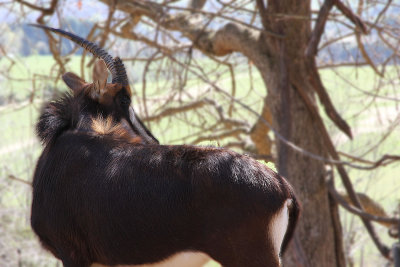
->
xmin=112 ymin=57 xmax=129 ymax=86
xmin=29 ymin=24 xmax=118 ymax=83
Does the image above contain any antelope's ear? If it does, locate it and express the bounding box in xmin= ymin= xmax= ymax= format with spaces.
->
xmin=93 ymin=59 xmax=108 ymax=94
xmin=62 ymin=72 xmax=86 ymax=92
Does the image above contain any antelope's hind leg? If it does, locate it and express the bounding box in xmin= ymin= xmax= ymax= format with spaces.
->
xmin=204 ymin=218 xmax=283 ymax=267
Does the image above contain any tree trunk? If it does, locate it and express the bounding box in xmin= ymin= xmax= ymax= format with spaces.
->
xmin=263 ymin=60 xmax=345 ymax=267
xmin=252 ymin=1 xmax=346 ymax=266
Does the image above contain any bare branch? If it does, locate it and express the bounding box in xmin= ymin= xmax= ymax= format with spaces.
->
xmin=333 ymin=0 xmax=368 ymax=34
xmin=306 ymin=0 xmax=334 ymax=57
xmin=307 ymin=63 xmax=353 ymax=138
xmin=354 ymin=0 xmax=384 ymax=77
xmin=188 ymin=0 xmax=207 ymax=11
xmin=145 ymin=99 xmax=209 ymax=122
xmin=7 ymin=175 xmax=32 ymax=186
xmin=326 ymin=173 xmax=399 ymax=226
xmin=15 ymin=0 xmax=57 ymax=14
xmin=100 ymin=0 xmax=263 ymax=57
xmin=304 ymin=0 xmax=353 ymax=139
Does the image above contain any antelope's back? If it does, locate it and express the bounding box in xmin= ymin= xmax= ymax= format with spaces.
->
xmin=31 ymin=129 xmax=294 ymax=265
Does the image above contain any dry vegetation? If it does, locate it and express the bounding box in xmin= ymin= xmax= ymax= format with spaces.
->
xmin=1 ymin=0 xmax=400 ymax=266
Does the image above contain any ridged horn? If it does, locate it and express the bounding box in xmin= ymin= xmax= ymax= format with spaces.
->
xmin=29 ymin=24 xmax=118 ymax=83
xmin=112 ymin=57 xmax=129 ymax=86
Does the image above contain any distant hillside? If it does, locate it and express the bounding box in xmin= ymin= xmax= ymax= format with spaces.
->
xmin=2 ymin=15 xmax=399 ymax=65
xmin=19 ymin=19 xmax=94 ymax=56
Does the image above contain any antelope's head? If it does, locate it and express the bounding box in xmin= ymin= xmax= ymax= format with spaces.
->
xmin=32 ymin=24 xmax=158 ymax=145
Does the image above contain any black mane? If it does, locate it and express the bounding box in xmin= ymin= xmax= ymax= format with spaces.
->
xmin=36 ymin=93 xmax=79 ymax=145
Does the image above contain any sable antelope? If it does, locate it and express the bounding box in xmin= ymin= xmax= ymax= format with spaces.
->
xmin=30 ymin=24 xmax=300 ymax=267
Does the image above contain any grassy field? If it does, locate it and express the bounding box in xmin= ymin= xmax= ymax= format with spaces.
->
xmin=1 ymin=55 xmax=399 ymax=266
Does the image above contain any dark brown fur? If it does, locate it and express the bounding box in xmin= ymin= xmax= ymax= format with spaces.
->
xmin=32 ymin=66 xmax=299 ymax=267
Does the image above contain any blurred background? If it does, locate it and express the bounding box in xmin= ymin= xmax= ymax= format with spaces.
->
xmin=1 ymin=0 xmax=400 ymax=266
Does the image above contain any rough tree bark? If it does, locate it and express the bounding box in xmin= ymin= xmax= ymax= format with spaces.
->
xmin=255 ymin=1 xmax=345 ymax=265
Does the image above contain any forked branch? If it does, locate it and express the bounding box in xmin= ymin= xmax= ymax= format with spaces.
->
xmin=326 ymin=173 xmax=399 ymax=226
